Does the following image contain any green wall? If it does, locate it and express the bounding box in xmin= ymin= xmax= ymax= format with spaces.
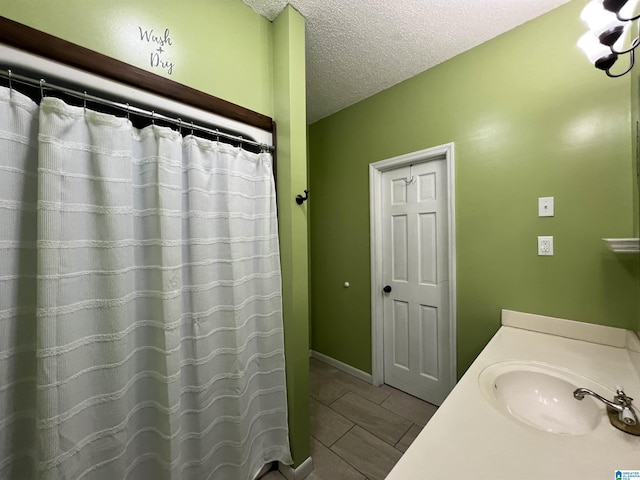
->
xmin=309 ymin=0 xmax=640 ymax=377
xmin=631 ymin=50 xmax=640 ymax=335
xmin=273 ymin=6 xmax=310 ymax=466
xmin=2 ymin=0 xmax=310 ymax=467
xmin=1 ymin=0 xmax=274 ymax=116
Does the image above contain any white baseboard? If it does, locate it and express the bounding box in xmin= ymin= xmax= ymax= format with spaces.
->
xmin=310 ymin=350 xmax=372 ymax=383
xmin=278 ymin=457 xmax=314 ymax=480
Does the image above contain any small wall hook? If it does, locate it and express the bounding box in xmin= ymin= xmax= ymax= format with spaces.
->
xmin=295 ymin=189 xmax=309 ymax=205
xmin=403 ymin=164 xmax=415 ymax=184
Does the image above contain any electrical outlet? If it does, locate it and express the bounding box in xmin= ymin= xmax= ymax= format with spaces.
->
xmin=538 ymin=236 xmax=554 ymax=256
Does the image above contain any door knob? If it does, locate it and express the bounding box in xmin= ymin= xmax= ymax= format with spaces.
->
xmin=383 ymin=285 xmax=392 ymax=293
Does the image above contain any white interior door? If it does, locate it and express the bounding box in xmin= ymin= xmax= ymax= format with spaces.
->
xmin=381 ymin=159 xmax=451 ymax=406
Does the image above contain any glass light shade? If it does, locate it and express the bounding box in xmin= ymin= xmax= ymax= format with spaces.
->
xmin=581 ymin=0 xmax=626 ymax=36
xmin=578 ymin=31 xmax=615 ymax=63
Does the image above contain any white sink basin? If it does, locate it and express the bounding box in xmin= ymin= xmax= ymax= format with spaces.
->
xmin=478 ymin=362 xmax=610 ymax=435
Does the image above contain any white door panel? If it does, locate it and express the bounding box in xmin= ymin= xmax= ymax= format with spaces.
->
xmin=382 ymin=159 xmax=450 ymax=405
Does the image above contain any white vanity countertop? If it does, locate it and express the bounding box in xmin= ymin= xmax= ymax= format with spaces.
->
xmin=385 ymin=319 xmax=640 ymax=479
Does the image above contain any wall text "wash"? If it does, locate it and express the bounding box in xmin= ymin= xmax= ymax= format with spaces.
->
xmin=138 ymin=27 xmax=175 ymax=75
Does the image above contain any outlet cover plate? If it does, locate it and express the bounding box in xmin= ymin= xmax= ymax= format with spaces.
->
xmin=538 ymin=236 xmax=554 ymax=256
xmin=538 ymin=197 xmax=554 ymax=217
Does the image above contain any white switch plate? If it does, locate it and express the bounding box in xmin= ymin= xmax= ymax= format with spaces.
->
xmin=538 ymin=236 xmax=554 ymax=256
xmin=538 ymin=197 xmax=554 ymax=217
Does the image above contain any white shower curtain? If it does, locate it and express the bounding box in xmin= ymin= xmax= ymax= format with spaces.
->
xmin=0 ymin=86 xmax=292 ymax=480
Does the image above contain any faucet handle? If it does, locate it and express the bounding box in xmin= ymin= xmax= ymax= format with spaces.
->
xmin=621 ymin=407 xmax=637 ymax=426
xmin=615 ymin=386 xmax=634 ymax=404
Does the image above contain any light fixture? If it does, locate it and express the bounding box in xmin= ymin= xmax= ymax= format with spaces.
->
xmin=578 ymin=0 xmax=640 ymax=77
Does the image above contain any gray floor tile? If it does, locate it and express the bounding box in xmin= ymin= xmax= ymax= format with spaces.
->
xmin=307 ymin=435 xmax=365 ymax=480
xmin=380 ymin=388 xmax=438 ymax=427
xmin=310 ymin=372 xmax=350 ymax=405
xmin=258 ymin=472 xmax=286 ymax=480
xmin=331 ymin=391 xmax=412 ymax=445
xmin=331 ymin=370 xmax=392 ymax=405
xmin=310 ymin=357 xmax=339 ymax=378
xmin=308 ymin=357 xmax=440 ymax=479
xmin=379 ymin=383 xmax=396 ymax=395
xmin=310 ymin=357 xmax=391 ymax=405
xmin=310 ymin=397 xmax=354 ymax=447
xmin=395 ymin=424 xmax=422 ymax=453
xmin=331 ymin=426 xmax=402 ymax=480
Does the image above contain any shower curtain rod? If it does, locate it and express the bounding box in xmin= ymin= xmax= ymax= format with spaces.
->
xmin=0 ymin=68 xmax=274 ymax=152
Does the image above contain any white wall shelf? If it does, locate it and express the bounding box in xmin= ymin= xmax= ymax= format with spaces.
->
xmin=603 ymin=238 xmax=640 ymax=253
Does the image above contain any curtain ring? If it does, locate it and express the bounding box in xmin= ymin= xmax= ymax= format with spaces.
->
xmin=126 ymin=103 xmax=130 ymax=121
xmin=177 ymin=118 xmax=182 ymax=135
xmin=239 ymin=135 xmax=243 ymax=149
xmin=151 ymin=111 xmax=155 ymax=125
xmin=83 ymin=91 xmax=87 ymax=111
xmin=39 ymin=79 xmax=45 ymax=99
xmin=215 ymin=129 xmax=220 ymax=143
xmin=7 ymin=70 xmax=12 ymax=94
xmin=190 ymin=121 xmax=194 ymax=136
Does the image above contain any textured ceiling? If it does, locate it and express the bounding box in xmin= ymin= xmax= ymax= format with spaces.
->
xmin=243 ymin=0 xmax=572 ymax=123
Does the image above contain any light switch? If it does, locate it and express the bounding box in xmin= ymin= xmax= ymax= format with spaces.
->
xmin=538 ymin=197 xmax=554 ymax=217
xmin=538 ymin=236 xmax=554 ymax=256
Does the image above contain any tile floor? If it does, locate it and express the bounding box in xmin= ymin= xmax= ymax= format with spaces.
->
xmin=260 ymin=357 xmax=438 ymax=480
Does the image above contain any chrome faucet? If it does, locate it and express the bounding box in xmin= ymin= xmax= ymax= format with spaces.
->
xmin=573 ymin=386 xmax=638 ymax=426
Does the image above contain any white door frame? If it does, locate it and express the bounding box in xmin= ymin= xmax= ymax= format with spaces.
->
xmin=369 ymin=142 xmax=457 ymax=391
